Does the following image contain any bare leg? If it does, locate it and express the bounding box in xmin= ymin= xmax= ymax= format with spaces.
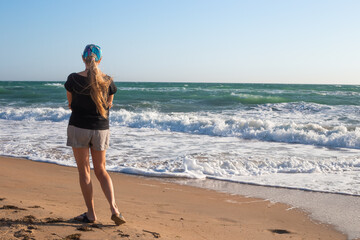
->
xmin=91 ymin=148 xmax=120 ymax=215
xmin=72 ymin=147 xmax=96 ymax=221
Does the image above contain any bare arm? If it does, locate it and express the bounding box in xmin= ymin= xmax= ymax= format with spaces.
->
xmin=66 ymin=91 xmax=72 ymax=110
xmin=108 ymin=95 xmax=114 ymax=109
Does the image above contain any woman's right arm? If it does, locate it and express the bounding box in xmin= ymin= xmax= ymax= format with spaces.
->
xmin=108 ymin=94 xmax=114 ymax=109
xmin=66 ymin=91 xmax=72 ymax=110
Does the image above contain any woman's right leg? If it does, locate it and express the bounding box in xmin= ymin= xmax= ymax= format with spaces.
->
xmin=90 ymin=148 xmax=119 ymax=215
xmin=73 ymin=147 xmax=96 ymax=221
xmin=91 ymin=148 xmax=126 ymax=225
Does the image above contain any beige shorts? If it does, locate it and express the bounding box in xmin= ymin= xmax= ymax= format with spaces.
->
xmin=67 ymin=125 xmax=110 ymax=151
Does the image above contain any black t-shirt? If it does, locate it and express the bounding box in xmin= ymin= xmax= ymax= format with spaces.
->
xmin=64 ymin=73 xmax=117 ymax=130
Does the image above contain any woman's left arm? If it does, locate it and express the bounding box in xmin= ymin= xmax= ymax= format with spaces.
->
xmin=66 ymin=91 xmax=72 ymax=110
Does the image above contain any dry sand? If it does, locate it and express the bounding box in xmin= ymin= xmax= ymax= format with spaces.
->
xmin=0 ymin=156 xmax=346 ymax=240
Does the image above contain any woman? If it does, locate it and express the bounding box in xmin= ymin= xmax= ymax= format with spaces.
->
xmin=64 ymin=44 xmax=125 ymax=225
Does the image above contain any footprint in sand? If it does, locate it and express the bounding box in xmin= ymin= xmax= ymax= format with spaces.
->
xmin=269 ymin=229 xmax=292 ymax=234
xmin=0 ymin=205 xmax=27 ymax=210
xmin=76 ymin=225 xmax=93 ymax=232
xmin=63 ymin=233 xmax=81 ymax=240
xmin=143 ymin=229 xmax=161 ymax=238
xmin=115 ymin=230 xmax=130 ymax=238
xmin=14 ymin=229 xmax=33 ymax=239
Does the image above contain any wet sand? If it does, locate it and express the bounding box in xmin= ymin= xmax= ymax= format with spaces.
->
xmin=0 ymin=156 xmax=346 ymax=240
xmin=171 ymin=178 xmax=360 ymax=239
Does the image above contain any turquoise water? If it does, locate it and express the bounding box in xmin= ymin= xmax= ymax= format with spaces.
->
xmin=1 ymin=81 xmax=359 ymax=110
xmin=1 ymin=81 xmax=360 ymax=195
xmin=1 ymin=81 xmax=360 ymax=141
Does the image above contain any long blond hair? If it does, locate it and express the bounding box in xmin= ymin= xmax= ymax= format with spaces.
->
xmin=84 ymin=53 xmax=111 ymax=119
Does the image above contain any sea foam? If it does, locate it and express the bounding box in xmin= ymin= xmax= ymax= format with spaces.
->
xmin=1 ymin=106 xmax=359 ymax=149
xmin=1 ymin=82 xmax=360 ymax=196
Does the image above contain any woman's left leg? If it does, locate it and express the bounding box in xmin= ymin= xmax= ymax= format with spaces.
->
xmin=73 ymin=147 xmax=96 ymax=222
xmin=90 ymin=148 xmax=120 ymax=216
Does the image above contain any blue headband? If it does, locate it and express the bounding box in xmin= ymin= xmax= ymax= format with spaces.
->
xmin=83 ymin=44 xmax=102 ymax=61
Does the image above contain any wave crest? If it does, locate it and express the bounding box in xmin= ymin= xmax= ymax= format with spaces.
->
xmin=111 ymin=109 xmax=360 ymax=149
xmin=1 ymin=107 xmax=359 ymax=149
xmin=0 ymin=107 xmax=70 ymax=122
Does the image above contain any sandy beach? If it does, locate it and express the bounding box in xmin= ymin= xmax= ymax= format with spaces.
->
xmin=0 ymin=156 xmax=347 ymax=240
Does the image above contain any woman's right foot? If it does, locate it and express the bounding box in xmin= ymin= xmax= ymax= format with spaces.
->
xmin=110 ymin=203 xmax=120 ymax=216
xmin=111 ymin=213 xmax=126 ymax=226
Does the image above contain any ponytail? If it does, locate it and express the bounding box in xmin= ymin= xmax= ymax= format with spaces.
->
xmin=85 ymin=54 xmax=111 ymax=119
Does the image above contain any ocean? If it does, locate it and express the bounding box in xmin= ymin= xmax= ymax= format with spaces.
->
xmin=1 ymin=81 xmax=360 ymax=196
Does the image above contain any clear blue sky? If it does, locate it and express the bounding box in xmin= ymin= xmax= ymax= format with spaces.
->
xmin=1 ymin=0 xmax=359 ymax=84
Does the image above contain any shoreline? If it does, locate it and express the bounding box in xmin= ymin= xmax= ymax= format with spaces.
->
xmin=0 ymin=156 xmax=348 ymax=240
xmin=169 ymin=178 xmax=360 ymax=240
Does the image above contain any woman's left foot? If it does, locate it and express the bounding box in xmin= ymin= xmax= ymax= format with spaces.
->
xmin=74 ymin=212 xmax=95 ymax=223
